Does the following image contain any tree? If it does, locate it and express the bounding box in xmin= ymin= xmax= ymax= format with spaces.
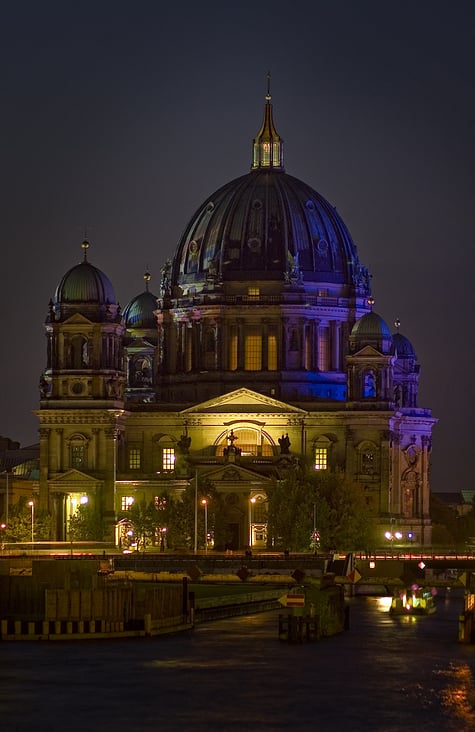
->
xmin=312 ymin=473 xmax=377 ymax=552
xmin=267 ymin=471 xmax=316 ymax=551
xmin=68 ymin=504 xmax=105 ymax=541
xmin=429 ymin=492 xmax=460 ymax=546
xmin=3 ymin=497 xmax=51 ymax=543
xmin=167 ymin=478 xmax=227 ymax=550
xmin=267 ymin=465 xmax=377 ymax=552
xmin=119 ymin=499 xmax=167 ymax=552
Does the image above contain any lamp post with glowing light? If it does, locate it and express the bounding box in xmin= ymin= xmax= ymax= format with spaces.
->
xmin=193 ymin=470 xmax=198 ymax=554
xmin=28 ymin=500 xmax=34 ymax=547
xmin=2 ymin=470 xmax=10 ymax=528
xmin=201 ymin=498 xmax=208 ymax=552
xmin=249 ymin=496 xmax=256 ymax=549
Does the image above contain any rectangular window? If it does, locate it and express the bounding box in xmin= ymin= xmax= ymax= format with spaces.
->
xmin=245 ymin=333 xmax=262 ymax=371
xmin=162 ymin=448 xmax=175 ymax=472
xmin=121 ymin=496 xmax=135 ymax=511
xmin=71 ymin=445 xmax=86 ymax=469
xmin=128 ymin=447 xmax=141 ymax=470
xmin=268 ymin=334 xmax=277 ymax=371
xmin=247 ymin=287 xmax=260 ymax=300
xmin=314 ymin=447 xmax=328 ymax=471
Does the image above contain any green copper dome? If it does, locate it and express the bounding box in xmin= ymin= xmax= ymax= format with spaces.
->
xmin=349 ymin=311 xmax=392 ymax=353
xmin=54 ymin=241 xmax=116 ymax=305
xmin=123 ymin=272 xmax=158 ymax=329
xmin=50 ymin=241 xmax=120 ymax=324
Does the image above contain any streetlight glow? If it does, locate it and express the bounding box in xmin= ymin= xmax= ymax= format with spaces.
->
xmin=28 ymin=500 xmax=34 ymax=546
xmin=249 ymin=496 xmax=256 ymax=548
xmin=201 ymin=498 xmax=208 ymax=553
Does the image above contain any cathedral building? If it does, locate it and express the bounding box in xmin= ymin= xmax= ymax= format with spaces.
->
xmin=36 ymin=91 xmax=436 ymax=549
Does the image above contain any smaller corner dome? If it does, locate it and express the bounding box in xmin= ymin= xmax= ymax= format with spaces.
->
xmin=54 ymin=242 xmax=117 ymax=305
xmin=123 ymin=272 xmax=158 ymax=329
xmin=391 ymin=332 xmax=417 ymax=359
xmin=350 ymin=311 xmax=392 ymax=352
xmin=123 ymin=290 xmax=158 ymax=329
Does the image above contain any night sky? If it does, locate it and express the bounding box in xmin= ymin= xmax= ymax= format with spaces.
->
xmin=2 ymin=1 xmax=474 ymax=494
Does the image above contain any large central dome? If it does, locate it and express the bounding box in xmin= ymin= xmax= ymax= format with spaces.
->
xmin=171 ymin=95 xmax=370 ymax=299
xmin=154 ymin=91 xmax=375 ymax=405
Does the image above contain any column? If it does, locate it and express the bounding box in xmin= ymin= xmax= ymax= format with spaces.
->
xmin=331 ymin=321 xmax=341 ymax=371
xmin=215 ymin=318 xmax=222 ymax=370
xmin=38 ymin=428 xmax=50 ymax=513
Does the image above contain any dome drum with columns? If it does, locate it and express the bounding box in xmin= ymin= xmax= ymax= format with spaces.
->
xmin=35 ymin=89 xmax=436 ymax=549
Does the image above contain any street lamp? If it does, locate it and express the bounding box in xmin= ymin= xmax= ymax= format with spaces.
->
xmin=249 ymin=496 xmax=256 ymax=549
xmin=201 ymin=498 xmax=208 ymax=552
xmin=193 ymin=470 xmax=198 ymax=554
xmin=28 ymin=500 xmax=34 ymax=547
xmin=3 ymin=470 xmax=10 ymax=528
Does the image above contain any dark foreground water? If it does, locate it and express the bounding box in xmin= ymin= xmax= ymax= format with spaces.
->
xmin=1 ymin=592 xmax=475 ymax=732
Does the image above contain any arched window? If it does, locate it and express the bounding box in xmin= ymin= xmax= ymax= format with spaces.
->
xmin=68 ymin=433 xmax=88 ymax=470
xmin=364 ymin=370 xmax=377 ymax=398
xmin=313 ymin=436 xmax=332 ymax=471
xmin=70 ymin=336 xmax=88 ymax=369
xmin=216 ymin=428 xmax=274 ymax=456
xmin=154 ymin=435 xmax=177 ymax=473
xmin=131 ymin=356 xmax=152 ymax=386
xmin=356 ymin=441 xmax=379 ymax=477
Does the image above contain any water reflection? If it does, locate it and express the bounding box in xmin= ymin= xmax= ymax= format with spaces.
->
xmin=439 ymin=663 xmax=475 ymax=730
xmin=1 ymin=594 xmax=475 ymax=732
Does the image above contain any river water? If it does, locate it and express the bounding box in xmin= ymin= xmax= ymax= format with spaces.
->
xmin=1 ymin=590 xmax=475 ymax=731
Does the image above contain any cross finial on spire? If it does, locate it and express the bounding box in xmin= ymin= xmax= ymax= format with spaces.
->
xmin=394 ymin=318 xmax=401 ymax=330
xmin=81 ymin=239 xmax=90 ymax=261
xmin=144 ymin=269 xmax=151 ymax=291
xmin=266 ymin=70 xmax=271 ymax=102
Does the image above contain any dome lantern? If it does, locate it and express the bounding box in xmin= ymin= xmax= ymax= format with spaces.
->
xmin=251 ymin=73 xmax=284 ymax=171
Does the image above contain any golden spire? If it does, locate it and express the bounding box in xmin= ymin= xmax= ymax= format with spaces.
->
xmin=251 ymin=71 xmax=284 ymax=171
xmin=144 ymin=270 xmax=151 ymax=292
xmin=81 ymin=239 xmax=90 ymax=261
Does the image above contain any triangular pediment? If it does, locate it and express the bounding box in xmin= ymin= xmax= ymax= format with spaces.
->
xmin=48 ymin=469 xmax=102 ymax=489
xmin=200 ymin=463 xmax=273 ymax=486
xmin=62 ymin=313 xmax=95 ymax=326
xmin=125 ymin=338 xmax=156 ymax=352
xmin=182 ymin=388 xmax=306 ymax=415
xmin=348 ymin=345 xmax=385 ymax=358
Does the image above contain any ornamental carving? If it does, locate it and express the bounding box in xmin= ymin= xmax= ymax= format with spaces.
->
xmin=404 ymin=444 xmax=419 ymax=467
xmin=223 ymin=468 xmax=240 ymax=481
